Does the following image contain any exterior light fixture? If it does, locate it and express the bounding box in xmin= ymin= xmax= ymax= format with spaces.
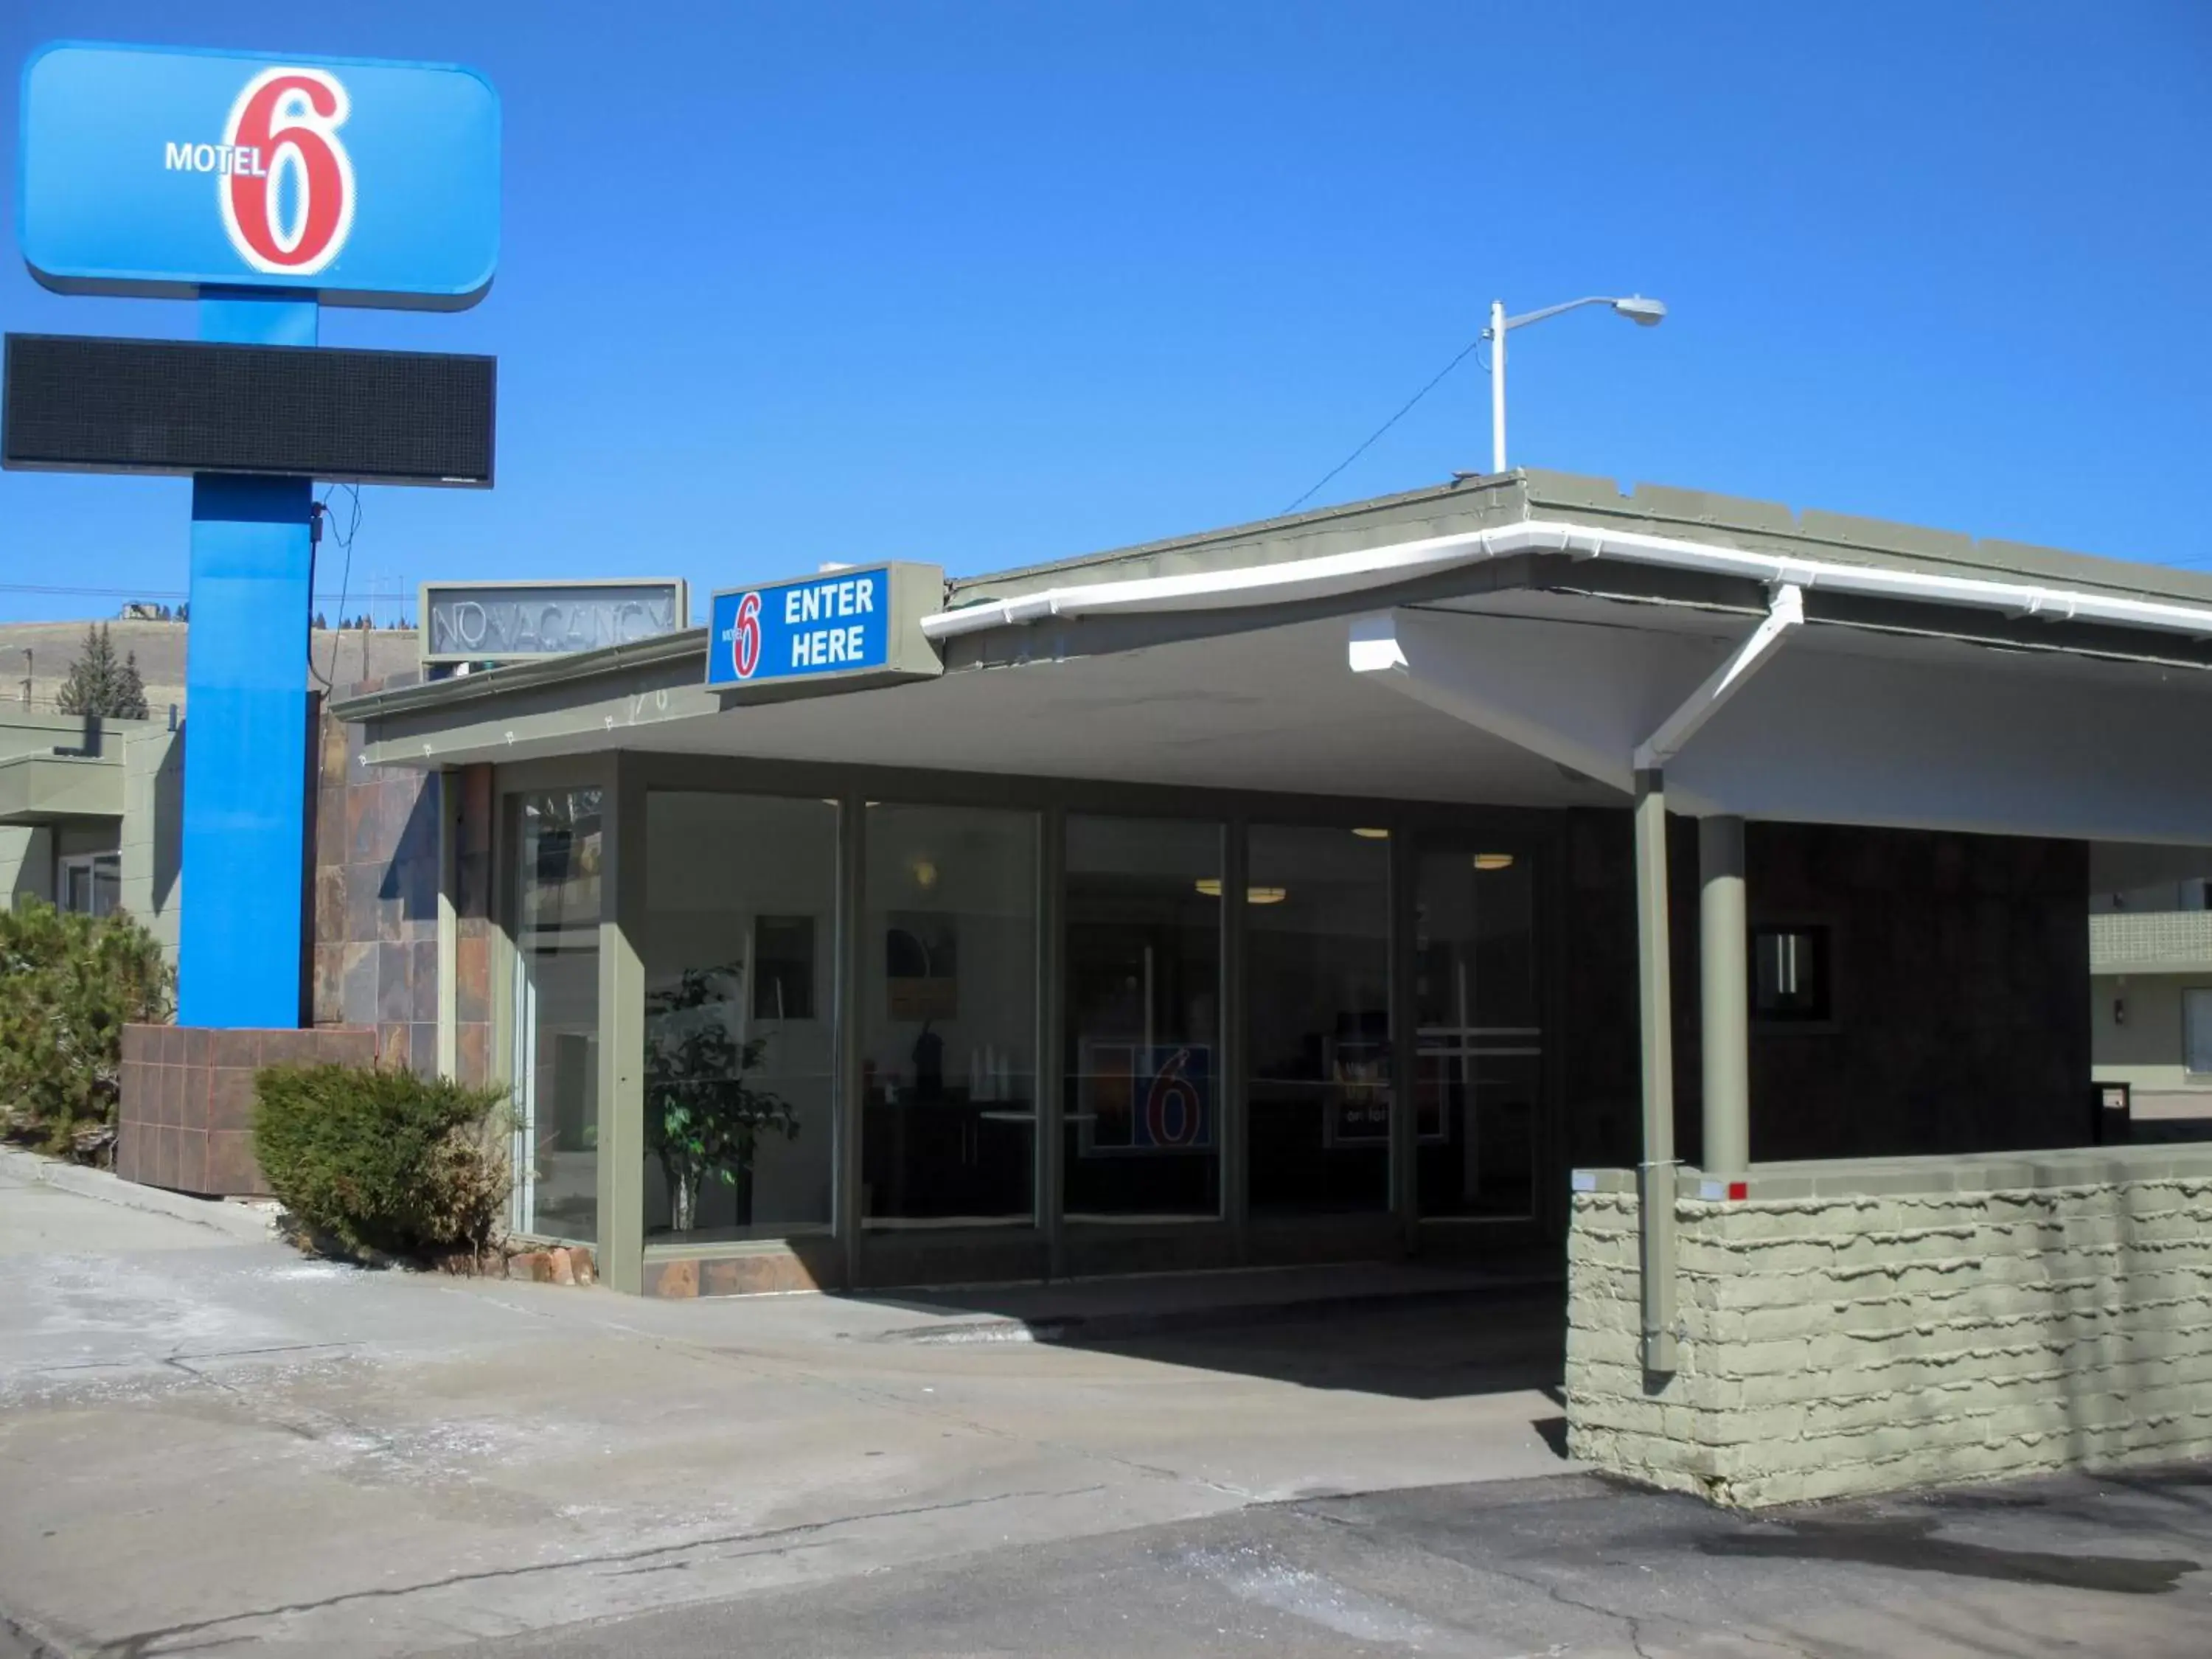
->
xmin=1194 ymin=879 xmax=1290 ymax=904
xmin=1472 ymin=852 xmax=1515 ymax=872
xmin=1484 ymin=293 xmax=1667 ymax=473
xmin=1352 ymin=827 xmax=1391 ymax=839
xmin=910 ymin=857 xmax=939 ymax=889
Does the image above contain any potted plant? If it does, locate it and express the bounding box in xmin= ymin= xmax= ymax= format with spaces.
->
xmin=644 ymin=964 xmax=798 ymax=1234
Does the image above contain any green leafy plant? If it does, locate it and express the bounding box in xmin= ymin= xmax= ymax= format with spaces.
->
xmin=254 ymin=1064 xmax=510 ymax=1262
xmin=645 ymin=964 xmax=797 ymax=1234
xmin=0 ymin=899 xmax=171 ymax=1158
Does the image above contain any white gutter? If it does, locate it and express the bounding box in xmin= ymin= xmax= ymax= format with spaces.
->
xmin=921 ymin=518 xmax=2212 ymax=647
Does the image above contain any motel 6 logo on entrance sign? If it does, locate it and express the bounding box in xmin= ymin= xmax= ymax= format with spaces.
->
xmin=19 ymin=42 xmax=498 ymax=309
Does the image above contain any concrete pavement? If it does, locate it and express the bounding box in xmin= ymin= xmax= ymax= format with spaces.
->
xmin=7 ymin=1153 xmax=2209 ymax=1657
xmin=0 ymin=1156 xmax=1568 ymax=1656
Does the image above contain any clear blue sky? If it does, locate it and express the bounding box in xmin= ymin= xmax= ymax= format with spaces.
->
xmin=4 ymin=1 xmax=2209 ymax=623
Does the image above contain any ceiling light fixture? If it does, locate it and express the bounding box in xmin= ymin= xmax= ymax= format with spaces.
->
xmin=1194 ymin=879 xmax=1290 ymax=904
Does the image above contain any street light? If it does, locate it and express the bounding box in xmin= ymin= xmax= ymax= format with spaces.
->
xmin=1486 ymin=294 xmax=1666 ymax=474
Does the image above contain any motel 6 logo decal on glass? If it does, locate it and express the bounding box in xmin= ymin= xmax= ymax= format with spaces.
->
xmin=18 ymin=42 xmax=499 ymax=308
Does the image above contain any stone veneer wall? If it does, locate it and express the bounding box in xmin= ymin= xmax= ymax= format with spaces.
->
xmin=1566 ymin=1147 xmax=2212 ymax=1507
xmin=308 ymin=684 xmax=495 ymax=1085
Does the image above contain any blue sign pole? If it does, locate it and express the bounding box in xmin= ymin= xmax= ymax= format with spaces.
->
xmin=15 ymin=40 xmax=501 ymax=1030
xmin=175 ymin=291 xmax=318 ymax=1028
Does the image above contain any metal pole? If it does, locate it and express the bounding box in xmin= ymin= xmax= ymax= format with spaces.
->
xmin=1489 ymin=299 xmax=1508 ymax=475
xmin=1699 ymin=815 xmax=1750 ymax=1177
xmin=1634 ymin=768 xmax=1679 ymax=1374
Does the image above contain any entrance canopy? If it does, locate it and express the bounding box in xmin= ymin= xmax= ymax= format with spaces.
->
xmin=341 ymin=470 xmax=2212 ymax=849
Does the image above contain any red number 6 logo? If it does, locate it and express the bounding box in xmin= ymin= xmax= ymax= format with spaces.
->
xmin=732 ymin=592 xmax=764 ymax=680
xmin=221 ymin=67 xmax=356 ymax=276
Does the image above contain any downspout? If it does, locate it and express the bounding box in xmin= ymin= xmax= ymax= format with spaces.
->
xmin=1627 ymin=582 xmax=1804 ymax=1375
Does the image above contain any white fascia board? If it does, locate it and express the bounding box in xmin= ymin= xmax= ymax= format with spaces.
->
xmin=922 ymin=519 xmax=2212 ymax=651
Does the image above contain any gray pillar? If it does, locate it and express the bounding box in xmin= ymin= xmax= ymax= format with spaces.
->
xmin=1699 ymin=815 xmax=1750 ymax=1178
xmin=834 ymin=789 xmax=866 ymax=1286
xmin=1632 ymin=769 xmax=1678 ymax=1375
xmin=436 ymin=768 xmax=459 ymax=1080
xmin=1388 ymin=824 xmax=1419 ymax=1250
xmin=1222 ymin=816 xmax=1251 ymax=1258
xmin=1037 ymin=805 xmax=1067 ymax=1278
xmin=597 ymin=756 xmax=647 ymax=1295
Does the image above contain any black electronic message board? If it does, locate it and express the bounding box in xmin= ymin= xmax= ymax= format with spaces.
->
xmin=2 ymin=333 xmax=495 ymax=487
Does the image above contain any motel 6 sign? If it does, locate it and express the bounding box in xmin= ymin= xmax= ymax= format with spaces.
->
xmin=706 ymin=563 xmax=947 ymax=695
xmin=18 ymin=41 xmax=499 ymax=308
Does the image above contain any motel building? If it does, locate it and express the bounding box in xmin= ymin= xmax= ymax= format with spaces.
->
xmin=296 ymin=469 xmax=2212 ymax=1504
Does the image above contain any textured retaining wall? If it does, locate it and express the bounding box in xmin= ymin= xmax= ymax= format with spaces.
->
xmin=1566 ymin=1148 xmax=2212 ymax=1507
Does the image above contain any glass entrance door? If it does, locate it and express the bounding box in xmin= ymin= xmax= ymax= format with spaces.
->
xmin=1413 ymin=844 xmax=1541 ymax=1219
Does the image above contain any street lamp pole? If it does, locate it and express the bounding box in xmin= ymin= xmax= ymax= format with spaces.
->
xmin=1484 ymin=293 xmax=1667 ymax=475
xmin=1490 ymin=299 xmax=1509 ymax=476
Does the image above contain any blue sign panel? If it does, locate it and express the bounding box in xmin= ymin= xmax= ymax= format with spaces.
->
xmin=18 ymin=41 xmax=499 ymax=310
xmin=709 ymin=568 xmax=899 ymax=687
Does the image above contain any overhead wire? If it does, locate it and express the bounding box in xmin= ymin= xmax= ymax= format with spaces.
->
xmin=308 ymin=483 xmax=364 ymax=691
xmin=1280 ymin=335 xmax=1490 ymax=517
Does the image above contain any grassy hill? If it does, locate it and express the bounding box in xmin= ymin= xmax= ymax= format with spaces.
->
xmin=0 ymin=619 xmax=424 ymax=717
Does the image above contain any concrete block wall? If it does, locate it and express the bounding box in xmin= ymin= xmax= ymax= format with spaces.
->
xmin=1566 ymin=1147 xmax=2212 ymax=1506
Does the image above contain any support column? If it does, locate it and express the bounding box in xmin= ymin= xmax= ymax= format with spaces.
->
xmin=176 ymin=292 xmax=319 ymax=1029
xmin=1699 ymin=815 xmax=1750 ymax=1178
xmin=1388 ymin=825 xmax=1419 ymax=1249
xmin=1222 ymin=815 xmax=1251 ymax=1259
xmin=1633 ymin=769 xmax=1678 ymax=1375
xmin=834 ymin=790 xmax=866 ymax=1284
xmin=1037 ymin=805 xmax=1067 ymax=1277
xmin=597 ymin=757 xmax=646 ymax=1295
xmin=437 ymin=769 xmax=459 ymax=1079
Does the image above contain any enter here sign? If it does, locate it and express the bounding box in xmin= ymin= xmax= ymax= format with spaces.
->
xmin=707 ymin=565 xmax=942 ymax=690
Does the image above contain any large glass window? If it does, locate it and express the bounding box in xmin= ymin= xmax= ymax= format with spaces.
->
xmin=1246 ymin=825 xmax=1392 ymax=1214
xmin=509 ymin=790 xmax=602 ymax=1244
xmin=641 ymin=793 xmax=839 ymax=1244
xmin=861 ymin=804 xmax=1037 ymax=1225
xmin=1414 ymin=846 xmax=1540 ymax=1218
xmin=1065 ymin=816 xmax=1222 ymax=1220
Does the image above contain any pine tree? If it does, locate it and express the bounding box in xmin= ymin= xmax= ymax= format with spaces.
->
xmin=118 ymin=650 xmax=150 ymax=720
xmin=55 ymin=624 xmax=150 ymax=720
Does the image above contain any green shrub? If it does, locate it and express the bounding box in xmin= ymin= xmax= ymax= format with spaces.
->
xmin=0 ymin=899 xmax=171 ymax=1158
xmin=254 ymin=1065 xmax=511 ymax=1261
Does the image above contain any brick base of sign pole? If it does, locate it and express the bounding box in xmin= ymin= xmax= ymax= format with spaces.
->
xmin=116 ymin=1024 xmax=375 ymax=1197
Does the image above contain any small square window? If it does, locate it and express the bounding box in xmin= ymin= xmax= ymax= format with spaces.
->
xmin=1753 ymin=925 xmax=1831 ymax=1023
xmin=752 ymin=915 xmax=816 ymax=1020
